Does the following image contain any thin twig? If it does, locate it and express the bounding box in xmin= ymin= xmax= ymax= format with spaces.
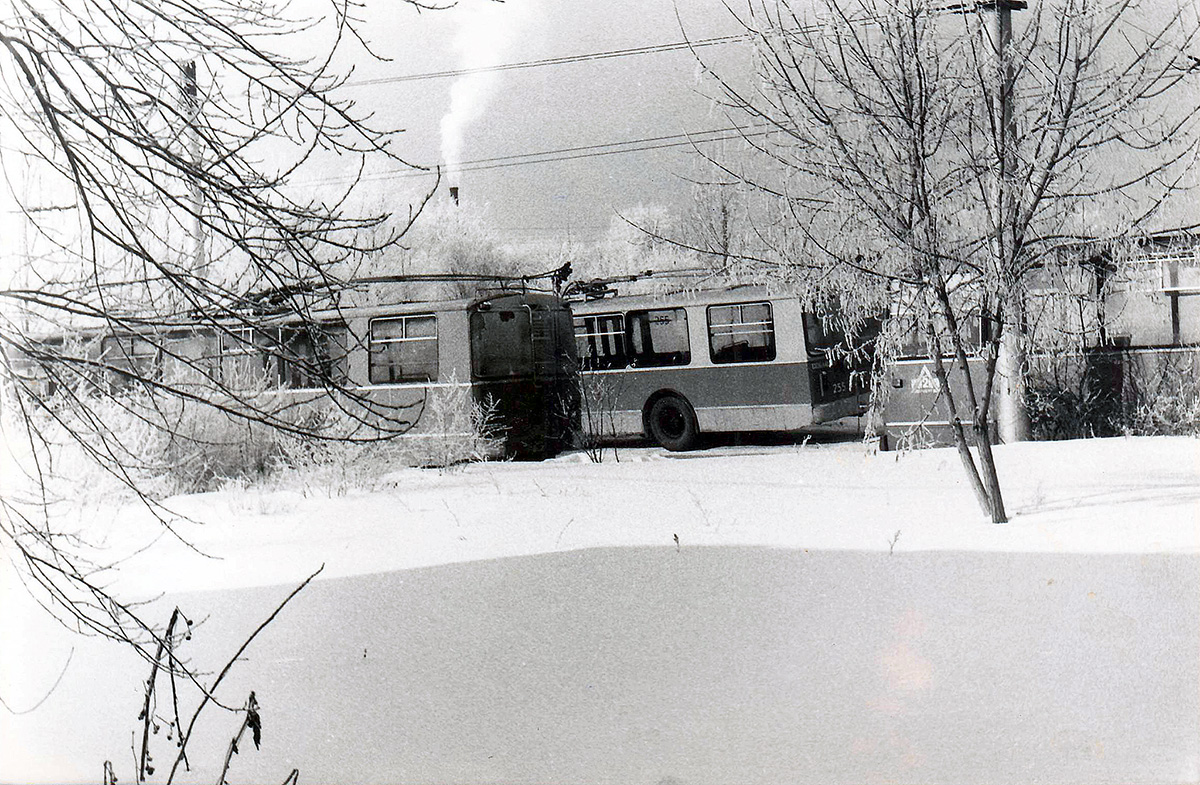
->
xmin=167 ymin=564 xmax=324 ymax=784
xmin=215 ymin=692 xmax=260 ymax=785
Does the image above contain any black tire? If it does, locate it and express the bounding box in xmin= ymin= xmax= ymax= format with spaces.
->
xmin=647 ymin=395 xmax=699 ymax=451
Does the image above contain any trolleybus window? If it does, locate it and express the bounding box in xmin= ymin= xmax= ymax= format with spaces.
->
xmin=470 ymin=309 xmax=533 ymax=379
xmin=574 ymin=313 xmax=627 ymax=370
xmin=708 ymin=302 xmax=776 ymax=363
xmin=219 ymin=327 xmax=274 ymax=387
xmin=627 ymin=308 xmax=690 ymax=367
xmin=369 ymin=314 xmax=438 ymax=384
xmin=102 ymin=334 xmax=160 ymax=384
xmin=802 ymin=313 xmax=848 ymax=359
xmin=278 ymin=323 xmax=349 ymax=389
xmin=891 ymin=313 xmax=988 ymax=358
xmin=6 ymin=336 xmax=82 ymax=398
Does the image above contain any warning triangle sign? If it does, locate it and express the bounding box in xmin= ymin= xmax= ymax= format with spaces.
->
xmin=912 ymin=366 xmax=939 ymax=393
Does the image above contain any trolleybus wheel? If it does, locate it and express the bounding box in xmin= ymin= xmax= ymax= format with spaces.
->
xmin=647 ymin=395 xmax=699 ymax=451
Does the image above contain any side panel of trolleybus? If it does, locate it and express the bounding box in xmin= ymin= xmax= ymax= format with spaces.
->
xmin=599 ymin=364 xmax=821 ymax=434
xmin=29 ymin=291 xmax=580 ymax=461
xmin=341 ymin=308 xmax=481 ymax=443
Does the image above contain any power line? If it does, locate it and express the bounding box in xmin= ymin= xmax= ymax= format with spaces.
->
xmin=318 ymin=12 xmax=1195 ymax=186
xmin=444 ymin=124 xmax=768 ymax=169
xmin=342 ymin=33 xmax=750 ymax=88
xmin=447 ymin=126 xmax=758 ymax=167
xmin=342 ymin=14 xmax=888 ymax=88
xmin=300 ymin=125 xmax=773 ymax=186
xmin=439 ymin=129 xmax=770 ymax=176
xmin=345 ymin=7 xmax=1196 ymax=90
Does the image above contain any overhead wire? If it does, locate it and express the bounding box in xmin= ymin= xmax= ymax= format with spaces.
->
xmin=434 ymin=131 xmax=770 ymax=176
xmin=321 ymin=11 xmax=953 ymax=184
xmin=341 ymin=11 xmax=898 ymax=89
xmin=299 ymin=124 xmax=774 ymax=186
xmin=438 ymin=128 xmax=772 ymax=175
xmin=313 ymin=10 xmax=1197 ymax=186
xmin=343 ymin=33 xmax=751 ymax=87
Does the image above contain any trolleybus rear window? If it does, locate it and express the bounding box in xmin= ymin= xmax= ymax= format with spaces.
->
xmin=369 ymin=314 xmax=438 ymax=384
xmin=708 ymin=302 xmax=776 ymax=363
xmin=470 ymin=310 xmax=533 ymax=379
xmin=627 ymin=308 xmax=690 ymax=367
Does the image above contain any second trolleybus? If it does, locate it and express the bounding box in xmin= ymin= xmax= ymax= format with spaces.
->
xmin=570 ymin=285 xmax=874 ymax=450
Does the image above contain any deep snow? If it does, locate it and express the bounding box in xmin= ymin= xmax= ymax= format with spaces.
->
xmin=2 ymin=435 xmax=1199 ymax=785
xmin=93 ymin=434 xmax=1200 ymax=597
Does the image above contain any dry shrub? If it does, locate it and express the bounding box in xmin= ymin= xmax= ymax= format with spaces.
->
xmin=576 ymin=373 xmax=621 ymax=463
xmin=1028 ymin=348 xmax=1200 ymax=440
xmin=8 ymin=363 xmax=507 ymax=507
xmin=1125 ymin=351 xmax=1200 ymax=436
xmin=393 ymin=375 xmax=503 ymax=472
xmin=24 ymin=385 xmax=294 ymax=500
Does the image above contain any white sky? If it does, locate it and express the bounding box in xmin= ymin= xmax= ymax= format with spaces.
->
xmin=5 ymin=0 xmax=1196 ymax=266
xmin=288 ymin=0 xmax=753 ymax=243
xmin=283 ymin=0 xmax=1200 ymax=246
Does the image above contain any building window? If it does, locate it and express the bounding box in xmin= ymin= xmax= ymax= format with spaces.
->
xmin=708 ymin=302 xmax=776 ymax=363
xmin=627 ymin=308 xmax=690 ymax=367
xmin=369 ymin=314 xmax=438 ymax=384
xmin=574 ymin=314 xmax=627 ymax=370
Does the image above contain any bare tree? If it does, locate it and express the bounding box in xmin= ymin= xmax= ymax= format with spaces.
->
xmin=684 ymin=181 xmax=749 ymax=271
xmin=698 ymin=0 xmax=1200 ymax=522
xmin=354 ymin=198 xmax=533 ymax=301
xmin=0 ymin=0 xmax=444 ymax=744
xmin=93 ymin=566 xmax=322 ymax=784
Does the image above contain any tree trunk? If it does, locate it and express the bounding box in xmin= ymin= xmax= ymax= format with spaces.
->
xmin=923 ymin=310 xmax=1002 ymax=522
xmin=974 ymin=415 xmax=1008 ymax=523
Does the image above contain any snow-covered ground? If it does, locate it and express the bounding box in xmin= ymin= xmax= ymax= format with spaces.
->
xmin=2 ymin=435 xmax=1199 ymax=785
xmin=90 ymin=434 xmax=1200 ymax=597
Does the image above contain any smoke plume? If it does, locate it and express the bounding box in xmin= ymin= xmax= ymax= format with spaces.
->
xmin=440 ymin=1 xmax=536 ymax=181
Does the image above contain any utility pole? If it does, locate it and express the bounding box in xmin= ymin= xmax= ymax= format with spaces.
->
xmin=991 ymin=0 xmax=1032 ymax=443
xmin=944 ymin=1 xmax=1030 ymax=441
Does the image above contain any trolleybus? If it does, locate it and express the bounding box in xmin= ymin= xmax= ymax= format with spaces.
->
xmin=570 ymin=285 xmax=873 ymax=450
xmin=9 ymin=288 xmax=580 ymax=460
